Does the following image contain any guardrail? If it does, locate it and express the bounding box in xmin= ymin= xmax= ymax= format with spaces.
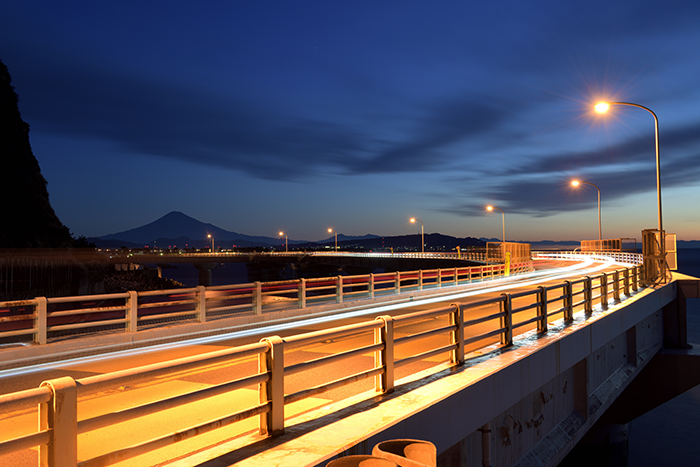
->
xmin=0 ymin=261 xmax=533 ymax=345
xmin=0 ymin=261 xmax=643 ymax=467
xmin=532 ymin=250 xmax=643 ymax=265
xmin=113 ymin=250 xmax=492 ymax=262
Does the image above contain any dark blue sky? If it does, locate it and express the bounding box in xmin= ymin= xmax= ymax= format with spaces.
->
xmin=2 ymin=1 xmax=699 ymax=243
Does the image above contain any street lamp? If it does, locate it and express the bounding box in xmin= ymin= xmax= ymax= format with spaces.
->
xmin=571 ymin=180 xmax=602 ymax=245
xmin=409 ymin=218 xmax=424 ymax=253
xmin=486 ymin=206 xmax=505 ymax=242
xmin=207 ymin=234 xmax=214 ymax=253
xmin=328 ymin=228 xmax=337 ymax=252
xmin=594 ymin=101 xmax=662 ymax=233
xmin=279 ymin=231 xmax=288 ymax=253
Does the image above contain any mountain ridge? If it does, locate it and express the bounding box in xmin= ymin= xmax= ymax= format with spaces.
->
xmin=95 ymin=211 xmax=379 ymax=248
xmin=90 ymin=211 xmax=700 ymax=250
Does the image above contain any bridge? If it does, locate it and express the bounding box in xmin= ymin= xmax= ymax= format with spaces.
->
xmin=107 ymin=243 xmax=531 ymax=286
xmin=0 ymin=249 xmax=697 ymax=467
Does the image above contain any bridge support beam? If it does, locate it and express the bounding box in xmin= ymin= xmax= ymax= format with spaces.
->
xmin=194 ymin=262 xmax=219 ymax=287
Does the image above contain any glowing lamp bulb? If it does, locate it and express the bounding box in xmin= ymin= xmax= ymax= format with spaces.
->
xmin=572 ymin=180 xmax=580 ymax=187
xmin=410 ymin=218 xmax=416 ymax=223
xmin=595 ymin=102 xmax=610 ymax=114
xmin=486 ymin=206 xmax=493 ymax=212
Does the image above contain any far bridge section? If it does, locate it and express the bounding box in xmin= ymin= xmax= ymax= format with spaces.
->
xmin=110 ymin=243 xmax=531 ymax=286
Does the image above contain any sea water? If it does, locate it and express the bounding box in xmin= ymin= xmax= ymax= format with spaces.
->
xmin=628 ymin=248 xmax=700 ymax=466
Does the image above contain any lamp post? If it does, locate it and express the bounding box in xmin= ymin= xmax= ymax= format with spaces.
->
xmin=279 ymin=231 xmax=288 ymax=252
xmin=328 ymin=228 xmax=337 ymax=252
xmin=410 ymin=218 xmax=424 ymax=253
xmin=207 ymin=234 xmax=214 ymax=253
xmin=486 ymin=206 xmax=505 ymax=242
xmin=572 ymin=180 xmax=602 ymax=245
xmin=594 ymin=101 xmax=662 ymax=233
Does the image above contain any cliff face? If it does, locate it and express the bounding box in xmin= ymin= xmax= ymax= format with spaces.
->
xmin=0 ymin=58 xmax=72 ymax=248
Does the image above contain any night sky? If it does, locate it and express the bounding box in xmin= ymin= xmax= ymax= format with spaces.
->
xmin=2 ymin=1 xmax=699 ymax=242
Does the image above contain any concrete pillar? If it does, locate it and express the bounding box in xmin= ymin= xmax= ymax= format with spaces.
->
xmin=194 ymin=262 xmax=218 ymax=287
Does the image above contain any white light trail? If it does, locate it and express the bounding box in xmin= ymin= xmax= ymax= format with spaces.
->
xmin=0 ymin=255 xmax=626 ymax=378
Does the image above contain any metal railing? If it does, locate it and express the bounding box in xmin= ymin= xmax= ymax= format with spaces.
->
xmin=112 ymin=250 xmax=493 ymax=262
xmin=0 ymin=259 xmax=643 ymax=467
xmin=0 ymin=262 xmax=533 ymax=345
xmin=532 ymin=250 xmax=643 ymax=265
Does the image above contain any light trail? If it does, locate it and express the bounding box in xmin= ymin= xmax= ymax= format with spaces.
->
xmin=0 ymin=256 xmax=624 ymax=378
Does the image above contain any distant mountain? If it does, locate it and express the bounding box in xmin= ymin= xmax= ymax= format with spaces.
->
xmin=93 ymin=211 xmax=381 ymax=249
xmin=309 ymin=233 xmax=485 ymax=250
xmin=96 ymin=211 xmax=288 ymax=248
xmin=319 ymin=234 xmax=382 ymax=243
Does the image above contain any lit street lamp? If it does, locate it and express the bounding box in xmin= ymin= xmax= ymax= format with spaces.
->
xmin=572 ymin=180 xmax=602 ymax=244
xmin=279 ymin=231 xmax=288 ymax=252
xmin=207 ymin=234 xmax=214 ymax=253
xmin=594 ymin=101 xmax=662 ymax=233
xmin=486 ymin=206 xmax=505 ymax=242
xmin=409 ymin=218 xmax=424 ymax=253
xmin=328 ymin=228 xmax=337 ymax=252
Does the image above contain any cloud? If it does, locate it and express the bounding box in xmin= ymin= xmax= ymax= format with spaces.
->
xmin=445 ymin=121 xmax=700 ymax=218
xmin=4 ymin=40 xmax=530 ymax=182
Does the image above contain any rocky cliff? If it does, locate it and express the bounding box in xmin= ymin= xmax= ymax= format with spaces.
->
xmin=0 ymin=58 xmax=72 ymax=247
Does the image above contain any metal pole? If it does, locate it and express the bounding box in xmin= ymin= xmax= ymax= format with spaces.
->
xmin=607 ymin=102 xmax=662 ymax=233
xmin=574 ymin=181 xmax=602 ymax=245
xmin=487 ymin=206 xmax=505 ymax=242
xmin=421 ymin=223 xmax=424 ymax=254
xmin=597 ymin=187 xmax=601 ymax=244
xmin=410 ymin=218 xmax=425 ymax=253
xmin=501 ymin=210 xmax=505 ymax=243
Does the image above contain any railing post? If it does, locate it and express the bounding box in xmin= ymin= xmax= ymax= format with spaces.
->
xmin=632 ymin=266 xmax=639 ymax=292
xmin=564 ymin=281 xmax=573 ymax=321
xmin=454 ymin=267 xmax=458 ymax=285
xmin=336 ymin=276 xmax=343 ymax=303
xmin=298 ymin=278 xmax=306 ymax=308
xmin=34 ymin=296 xmax=47 ymax=345
xmin=195 ymin=286 xmax=207 ymax=323
xmin=584 ymin=276 xmax=593 ymax=313
xmin=449 ymin=303 xmax=464 ymax=365
xmin=537 ymin=286 xmax=548 ymax=333
xmin=437 ymin=268 xmax=442 ymax=288
xmin=480 ymin=266 xmax=484 ymax=280
xmin=39 ymin=376 xmax=77 ymax=467
xmin=369 ymin=274 xmax=375 ymax=299
xmin=259 ymin=336 xmax=284 ymax=436
xmin=623 ymin=268 xmax=630 ymax=297
xmin=395 ymin=272 xmax=400 ymax=295
xmin=612 ymin=270 xmax=621 ymax=302
xmin=419 ymin=270 xmax=423 ymax=290
xmin=600 ymin=273 xmax=608 ymax=309
xmin=253 ymin=281 xmax=262 ymax=315
xmin=375 ymin=315 xmax=395 ymax=393
xmin=500 ymin=293 xmax=513 ymax=346
xmin=127 ymin=291 xmax=138 ymax=332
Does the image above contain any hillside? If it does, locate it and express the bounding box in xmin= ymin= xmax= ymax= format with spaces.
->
xmin=0 ymin=59 xmax=72 ymax=247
